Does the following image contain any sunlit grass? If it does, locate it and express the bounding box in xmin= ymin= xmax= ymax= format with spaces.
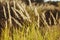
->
xmin=1 ymin=22 xmax=60 ymax=40
xmin=0 ymin=0 xmax=60 ymax=40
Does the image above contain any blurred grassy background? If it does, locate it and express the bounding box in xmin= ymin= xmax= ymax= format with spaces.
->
xmin=0 ymin=0 xmax=60 ymax=40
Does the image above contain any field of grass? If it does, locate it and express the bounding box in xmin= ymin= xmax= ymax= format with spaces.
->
xmin=0 ymin=0 xmax=60 ymax=40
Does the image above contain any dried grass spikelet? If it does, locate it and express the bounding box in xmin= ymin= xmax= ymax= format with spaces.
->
xmin=6 ymin=1 xmax=12 ymax=27
xmin=11 ymin=16 xmax=22 ymax=27
xmin=28 ymin=0 xmax=33 ymax=10
xmin=50 ymin=11 xmax=57 ymax=25
xmin=16 ymin=3 xmax=24 ymax=12
xmin=19 ymin=2 xmax=31 ymax=22
xmin=16 ymin=2 xmax=31 ymax=20
xmin=41 ymin=11 xmax=50 ymax=28
xmin=56 ymin=12 xmax=58 ymax=20
xmin=3 ymin=6 xmax=7 ymax=28
xmin=12 ymin=6 xmax=31 ymax=22
xmin=49 ymin=18 xmax=51 ymax=26
xmin=11 ymin=7 xmax=21 ymax=19
xmin=56 ymin=12 xmax=59 ymax=24
xmin=34 ymin=7 xmax=39 ymax=27
xmin=21 ymin=3 xmax=30 ymax=19
xmin=3 ymin=6 xmax=7 ymax=19
xmin=34 ymin=7 xmax=39 ymax=16
xmin=12 ymin=7 xmax=27 ymax=20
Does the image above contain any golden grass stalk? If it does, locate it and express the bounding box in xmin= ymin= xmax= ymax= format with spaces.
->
xmin=11 ymin=7 xmax=21 ymax=19
xmin=56 ymin=12 xmax=58 ymax=20
xmin=50 ymin=12 xmax=57 ymax=25
xmin=13 ymin=1 xmax=16 ymax=8
xmin=22 ymin=6 xmax=31 ymax=22
xmin=17 ymin=2 xmax=31 ymax=21
xmin=28 ymin=0 xmax=33 ymax=10
xmin=7 ymin=1 xmax=12 ymax=27
xmin=20 ymin=3 xmax=30 ymax=19
xmin=23 ymin=8 xmax=30 ymax=19
xmin=49 ymin=18 xmax=51 ymax=25
xmin=13 ymin=7 xmax=27 ymax=19
xmin=17 ymin=3 xmax=24 ymax=12
xmin=34 ymin=7 xmax=40 ymax=27
xmin=17 ymin=3 xmax=31 ymax=22
xmin=41 ymin=11 xmax=50 ymax=28
xmin=34 ymin=7 xmax=39 ymax=16
xmin=3 ymin=6 xmax=8 ymax=29
xmin=3 ymin=6 xmax=7 ymax=19
xmin=11 ymin=17 xmax=22 ymax=27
